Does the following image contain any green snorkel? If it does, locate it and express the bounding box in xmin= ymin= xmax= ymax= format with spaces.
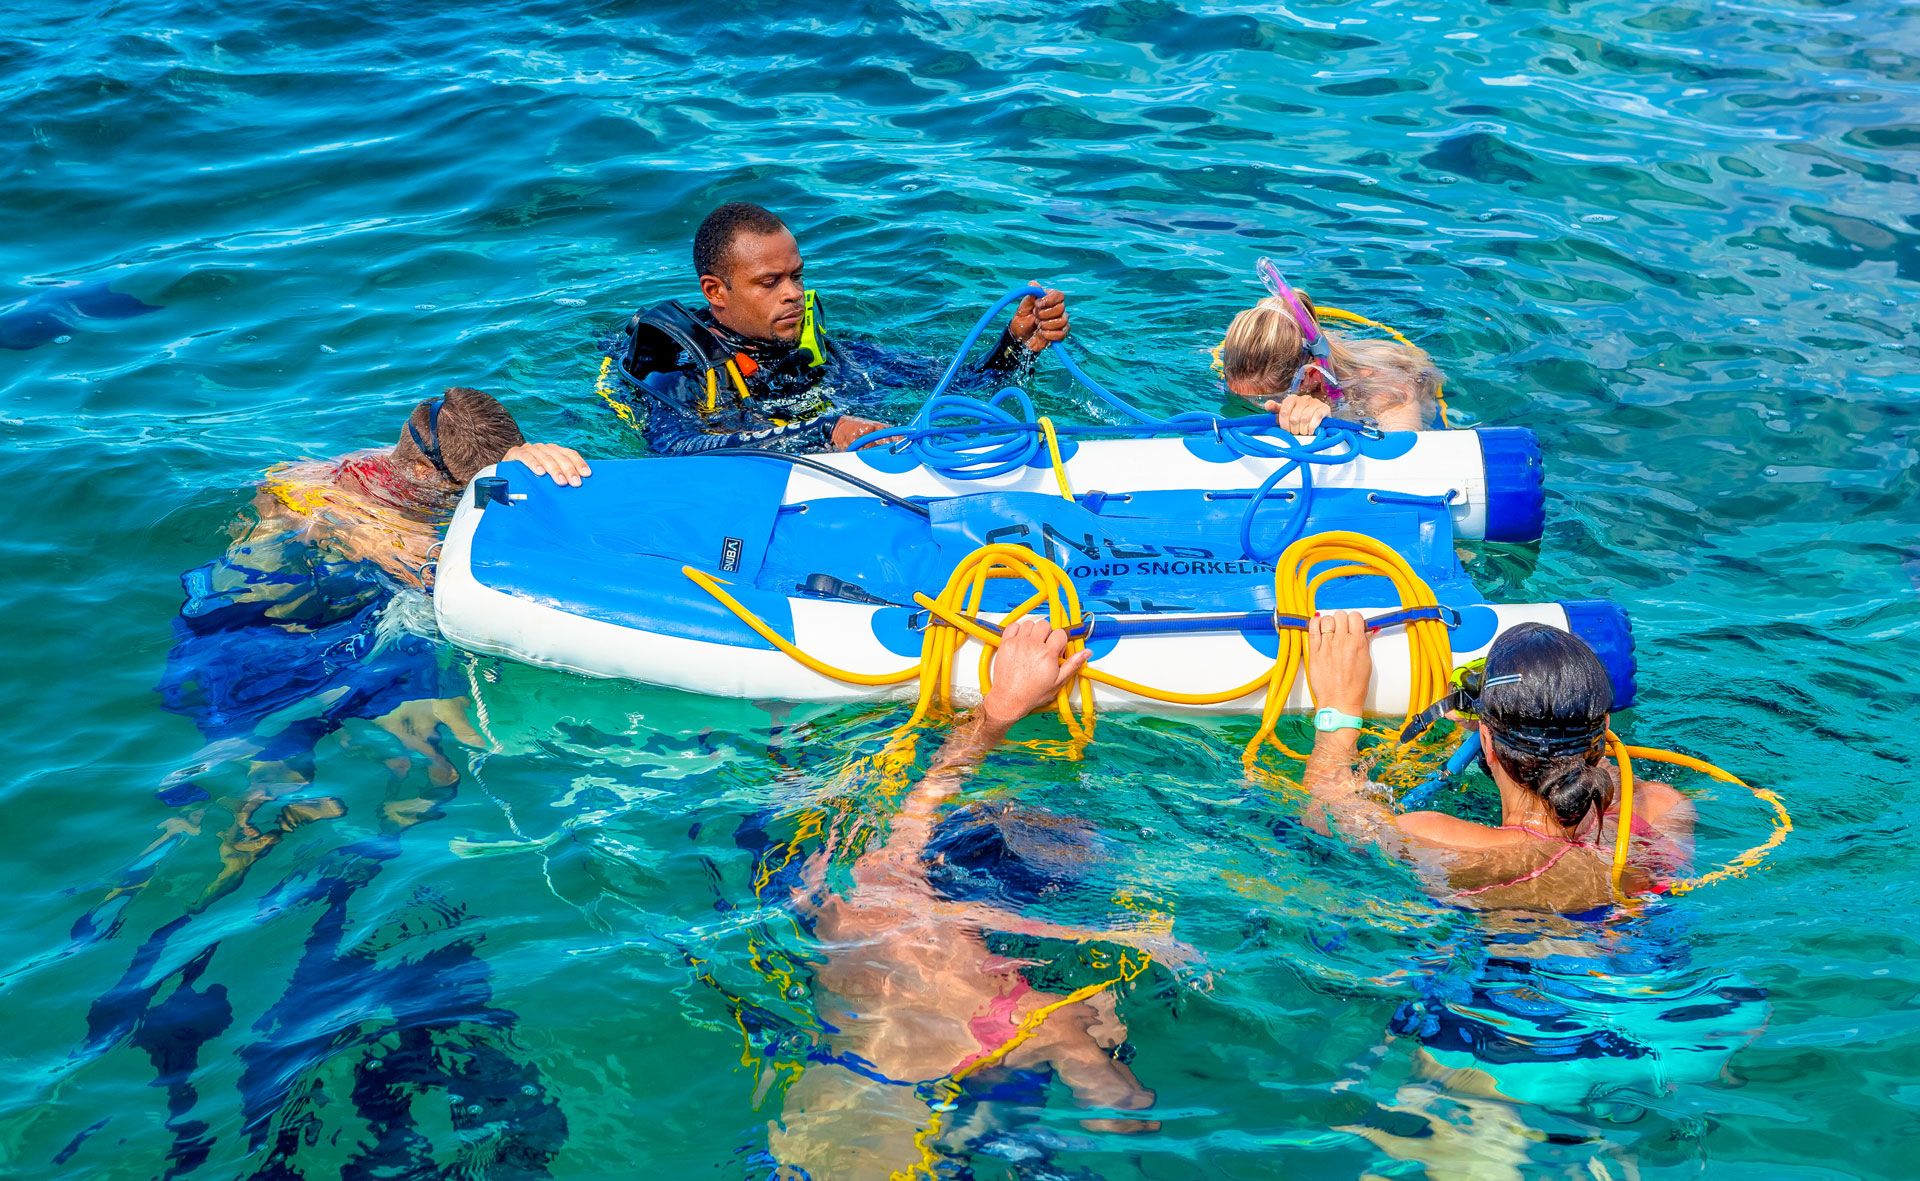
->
xmin=796 ymin=290 xmax=827 ymax=368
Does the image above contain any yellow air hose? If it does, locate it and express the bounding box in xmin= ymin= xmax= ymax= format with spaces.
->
xmin=687 ymin=530 xmax=1459 ymax=782
xmin=593 ymin=355 xmax=642 ymax=429
xmin=1605 ymin=730 xmax=1637 ymax=900
xmin=892 ymin=947 xmax=1152 ymax=1181
xmin=690 ymin=526 xmax=1783 ymax=901
xmin=1616 ymin=741 xmax=1792 ymax=897
xmin=1036 ymin=416 xmax=1074 ymax=502
xmin=1245 ymin=531 xmax=1455 ymax=771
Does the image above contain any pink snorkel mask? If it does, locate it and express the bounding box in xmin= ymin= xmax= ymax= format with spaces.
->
xmin=1256 ymin=257 xmax=1342 ymax=401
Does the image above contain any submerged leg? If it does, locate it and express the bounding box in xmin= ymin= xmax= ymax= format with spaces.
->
xmin=769 ymin=1063 xmax=945 ymax=1181
xmin=193 ymin=760 xmax=343 ymax=911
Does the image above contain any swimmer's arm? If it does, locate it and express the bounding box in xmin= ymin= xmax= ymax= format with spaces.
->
xmin=911 ymin=285 xmax=1075 ymax=377
xmin=1633 ymin=778 xmax=1696 ymax=860
xmin=929 ymin=903 xmax=1208 ymax=983
xmin=879 ymin=620 xmax=1090 ymax=861
xmin=979 ymin=285 xmax=1070 ymax=371
xmin=1300 ymin=733 xmax=1474 ymax=868
xmin=1300 ymin=727 xmax=1416 ymax=849
xmin=930 ymin=903 xmax=1190 ymax=963
xmin=885 ymin=710 xmax=1018 ymax=855
xmin=1371 ymin=399 xmax=1429 ymax=432
xmin=1299 ymin=611 xmax=1437 ymax=854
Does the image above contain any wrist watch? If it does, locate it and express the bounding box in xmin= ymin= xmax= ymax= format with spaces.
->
xmin=1313 ymin=706 xmax=1364 ymax=732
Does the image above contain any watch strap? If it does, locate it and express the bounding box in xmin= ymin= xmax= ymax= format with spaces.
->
xmin=1314 ymin=706 xmax=1365 ymax=732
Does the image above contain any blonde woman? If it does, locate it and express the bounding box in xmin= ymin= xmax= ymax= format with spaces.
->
xmin=1219 ymin=259 xmax=1443 ymax=434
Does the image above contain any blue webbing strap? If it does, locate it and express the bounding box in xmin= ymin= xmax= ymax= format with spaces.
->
xmin=1262 ymin=605 xmax=1455 ymax=634
xmin=908 ymin=604 xmax=1455 ymax=640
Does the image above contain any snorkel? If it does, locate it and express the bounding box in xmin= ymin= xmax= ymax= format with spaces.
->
xmin=795 ymin=289 xmax=827 ymax=368
xmin=1400 ymin=653 xmax=1605 ymax=759
xmin=1256 ymin=257 xmax=1344 ymax=402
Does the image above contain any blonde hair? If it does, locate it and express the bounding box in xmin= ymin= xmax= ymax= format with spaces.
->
xmin=1219 ymin=296 xmax=1357 ymax=396
xmin=1341 ymin=338 xmax=1442 ymax=429
xmin=1220 ymin=297 xmax=1443 ymax=429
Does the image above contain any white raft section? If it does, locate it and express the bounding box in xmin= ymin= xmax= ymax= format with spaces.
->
xmin=436 ymin=433 xmax=1552 ymax=714
xmin=786 ymin=428 xmax=1496 ymax=538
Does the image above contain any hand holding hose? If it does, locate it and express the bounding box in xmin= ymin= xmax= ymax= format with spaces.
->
xmin=1306 ymin=610 xmax=1372 ymax=715
xmin=830 ymin=414 xmax=888 ymax=451
xmin=982 ymin=618 xmax=1089 ymax=728
xmin=1009 ymin=281 xmax=1070 ymax=353
xmin=1266 ymin=394 xmax=1332 ymax=437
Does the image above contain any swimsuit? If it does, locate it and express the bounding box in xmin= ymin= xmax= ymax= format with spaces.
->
xmin=955 ymin=975 xmax=1035 ymax=1075
xmin=1399 ymin=819 xmax=1765 ymax=1115
xmin=1392 ymin=932 xmax=1768 ymax=1115
xmin=1452 ymin=831 xmax=1579 ymax=899
xmin=1453 ymin=807 xmax=1684 ymax=902
xmin=157 ymin=458 xmax=447 ymax=778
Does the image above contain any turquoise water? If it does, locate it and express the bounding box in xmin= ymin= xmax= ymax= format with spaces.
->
xmin=4 ymin=0 xmax=1917 ymax=1176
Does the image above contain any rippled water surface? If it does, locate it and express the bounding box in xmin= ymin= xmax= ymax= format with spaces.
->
xmin=3 ymin=0 xmax=1917 ymax=1177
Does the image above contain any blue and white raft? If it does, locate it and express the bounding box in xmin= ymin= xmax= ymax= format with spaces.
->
xmin=434 ymin=427 xmax=1636 ymax=714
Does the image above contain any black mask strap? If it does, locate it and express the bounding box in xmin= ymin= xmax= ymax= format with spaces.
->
xmin=1399 ymin=687 xmax=1470 ymax=745
xmin=408 ymin=397 xmax=456 ymax=484
xmin=1483 ymin=718 xmax=1607 ymax=759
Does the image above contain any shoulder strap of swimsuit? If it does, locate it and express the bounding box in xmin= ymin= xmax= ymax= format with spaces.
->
xmin=1453 ymin=841 xmax=1578 ymax=898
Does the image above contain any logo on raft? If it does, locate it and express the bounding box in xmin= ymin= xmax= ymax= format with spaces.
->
xmin=981 ymin=523 xmax=1276 ymax=581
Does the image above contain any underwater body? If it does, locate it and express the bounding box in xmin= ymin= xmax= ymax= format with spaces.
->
xmin=3 ymin=0 xmax=1918 ymax=1177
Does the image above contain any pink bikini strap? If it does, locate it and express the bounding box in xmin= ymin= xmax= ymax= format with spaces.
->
xmin=1454 ymin=841 xmax=1577 ymax=897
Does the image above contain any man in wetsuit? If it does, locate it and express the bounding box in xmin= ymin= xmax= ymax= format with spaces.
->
xmin=610 ymin=201 xmax=1071 ymax=455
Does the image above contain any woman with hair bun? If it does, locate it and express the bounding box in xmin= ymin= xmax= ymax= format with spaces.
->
xmin=1301 ymin=617 xmax=1766 ymax=1157
xmin=1301 ymin=615 xmax=1693 ymax=913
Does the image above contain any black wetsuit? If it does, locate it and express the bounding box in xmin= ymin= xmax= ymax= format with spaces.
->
xmin=608 ymin=298 xmax=1031 ymax=455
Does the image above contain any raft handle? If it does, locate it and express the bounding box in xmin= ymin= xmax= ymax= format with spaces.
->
xmin=473 ymin=475 xmax=510 ymax=509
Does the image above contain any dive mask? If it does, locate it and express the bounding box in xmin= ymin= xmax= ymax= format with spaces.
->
xmin=1257 ymin=257 xmax=1344 ymax=401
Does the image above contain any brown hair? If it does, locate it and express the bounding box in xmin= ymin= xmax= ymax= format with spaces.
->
xmin=1479 ymin=623 xmax=1616 ymax=832
xmin=393 ymin=386 xmax=526 ymax=486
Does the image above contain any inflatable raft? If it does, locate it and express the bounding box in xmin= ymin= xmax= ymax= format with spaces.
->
xmin=435 ymin=427 xmax=1636 ymax=713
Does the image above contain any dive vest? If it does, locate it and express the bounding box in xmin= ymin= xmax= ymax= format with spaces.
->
xmin=620 ymin=300 xmax=736 ymax=387
xmin=619 ymin=297 xmax=834 ymax=410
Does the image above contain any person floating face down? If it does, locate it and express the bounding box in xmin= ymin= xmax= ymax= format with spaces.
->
xmin=1219 ymin=259 xmax=1444 ymax=436
xmin=612 ymin=201 xmax=1072 ymax=456
xmin=770 ymin=619 xmax=1204 ymax=1180
xmin=150 ymin=388 xmax=592 ymax=914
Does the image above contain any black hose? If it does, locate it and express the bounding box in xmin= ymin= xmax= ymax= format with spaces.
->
xmin=701 ymin=447 xmax=933 ymax=519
